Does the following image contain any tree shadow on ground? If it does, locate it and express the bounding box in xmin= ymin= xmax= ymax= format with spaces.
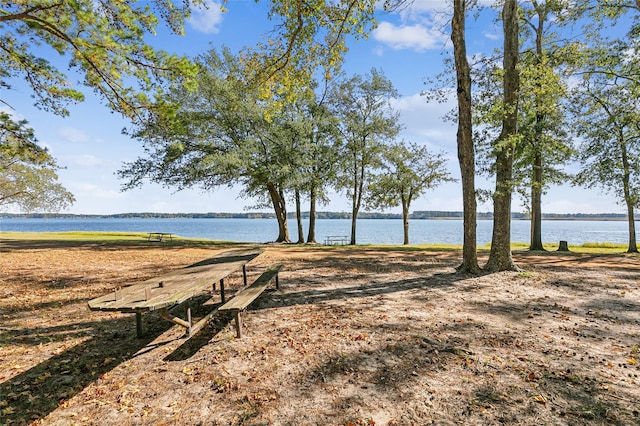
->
xmin=463 ymin=298 xmax=639 ymax=423
xmin=161 ymin=294 xmax=235 ymax=362
xmin=0 ymin=315 xmax=174 ymax=425
xmin=263 ymin=274 xmax=455 ymax=309
xmin=513 ymin=251 xmax=640 ymax=273
xmin=271 ymin=305 xmax=637 ymax=425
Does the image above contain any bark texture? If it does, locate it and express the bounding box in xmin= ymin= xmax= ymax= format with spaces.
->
xmin=268 ymin=183 xmax=290 ymax=243
xmin=451 ymin=0 xmax=480 ymax=274
xmin=621 ymin=139 xmax=638 ymax=253
xmin=529 ymin=151 xmax=544 ymax=251
xmin=295 ymin=189 xmax=304 ymax=244
xmin=485 ymin=0 xmax=520 ymax=272
xmin=307 ymin=187 xmax=317 ymax=243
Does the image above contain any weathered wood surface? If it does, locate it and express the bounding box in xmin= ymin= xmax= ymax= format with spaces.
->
xmin=219 ymin=264 xmax=282 ymax=312
xmin=88 ymin=248 xmax=263 ymax=313
xmin=219 ymin=263 xmax=282 ymax=338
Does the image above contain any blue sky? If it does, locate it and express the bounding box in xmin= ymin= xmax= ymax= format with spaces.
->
xmin=2 ymin=0 xmax=624 ymax=215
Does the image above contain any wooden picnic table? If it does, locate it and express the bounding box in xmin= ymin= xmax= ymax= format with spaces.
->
xmin=324 ymin=235 xmax=349 ymax=245
xmin=147 ymin=232 xmax=173 ymax=242
xmin=88 ymin=248 xmax=264 ymax=337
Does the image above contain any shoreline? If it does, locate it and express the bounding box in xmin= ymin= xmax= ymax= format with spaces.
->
xmin=2 ymin=212 xmax=637 ymax=221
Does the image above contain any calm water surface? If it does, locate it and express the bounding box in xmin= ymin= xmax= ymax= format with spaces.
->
xmin=0 ymin=217 xmax=634 ymax=245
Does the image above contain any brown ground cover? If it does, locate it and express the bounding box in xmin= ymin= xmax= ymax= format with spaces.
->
xmin=1 ymin=240 xmax=639 ymax=425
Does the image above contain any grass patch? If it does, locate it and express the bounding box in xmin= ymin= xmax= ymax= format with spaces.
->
xmin=1 ymin=232 xmax=634 ymax=255
xmin=580 ymin=241 xmax=627 ymax=249
xmin=0 ymin=231 xmax=242 ymax=248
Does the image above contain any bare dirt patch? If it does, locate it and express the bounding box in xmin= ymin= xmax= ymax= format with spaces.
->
xmin=1 ymin=241 xmax=639 ymax=425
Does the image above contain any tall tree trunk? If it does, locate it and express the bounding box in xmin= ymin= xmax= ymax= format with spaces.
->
xmin=451 ymin=0 xmax=480 ymax=273
xmin=267 ymin=183 xmax=290 ymax=243
xmin=350 ymin=204 xmax=358 ymax=245
xmin=307 ymin=186 xmax=317 ymax=243
xmin=295 ymin=189 xmax=304 ymax=244
xmin=529 ymin=150 xmax=545 ymax=250
xmin=529 ymin=4 xmax=546 ymax=252
xmin=621 ymin=141 xmax=638 ymax=253
xmin=485 ymin=0 xmax=520 ymax=272
xmin=350 ymin=153 xmax=364 ymax=245
xmin=402 ymin=195 xmax=410 ymax=245
xmin=626 ymin=203 xmax=637 ymax=253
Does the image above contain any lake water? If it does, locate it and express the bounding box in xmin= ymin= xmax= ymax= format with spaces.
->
xmin=0 ymin=217 xmax=635 ymax=246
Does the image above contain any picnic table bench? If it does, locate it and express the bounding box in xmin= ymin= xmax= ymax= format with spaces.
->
xmin=324 ymin=235 xmax=350 ymax=245
xmin=147 ymin=232 xmax=173 ymax=242
xmin=219 ymin=263 xmax=282 ymax=338
xmin=88 ymin=248 xmax=263 ymax=337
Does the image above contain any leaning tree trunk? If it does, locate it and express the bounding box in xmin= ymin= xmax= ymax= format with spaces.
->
xmin=451 ymin=0 xmax=480 ymax=274
xmin=267 ymin=183 xmax=290 ymax=243
xmin=529 ymin=150 xmax=545 ymax=251
xmin=485 ymin=0 xmax=520 ymax=272
xmin=307 ymin=186 xmax=317 ymax=243
xmin=295 ymin=189 xmax=304 ymax=244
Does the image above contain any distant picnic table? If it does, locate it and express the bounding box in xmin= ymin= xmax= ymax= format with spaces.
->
xmin=88 ymin=248 xmax=267 ymax=337
xmin=324 ymin=235 xmax=349 ymax=245
xmin=147 ymin=232 xmax=173 ymax=242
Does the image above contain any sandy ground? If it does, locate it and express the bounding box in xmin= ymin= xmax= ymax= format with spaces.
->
xmin=1 ymin=240 xmax=639 ymax=425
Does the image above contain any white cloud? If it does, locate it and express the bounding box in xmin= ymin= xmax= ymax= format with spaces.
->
xmin=391 ymin=91 xmax=457 ymax=151
xmin=69 ymin=182 xmax=123 ymax=199
xmin=483 ymin=30 xmax=500 ymax=41
xmin=66 ymin=154 xmax=103 ymax=167
xmin=188 ymin=0 xmax=224 ymax=34
xmin=58 ymin=126 xmax=89 ymax=143
xmin=390 ymin=0 xmax=494 ymax=16
xmin=0 ymin=105 xmax=25 ymax=120
xmin=373 ymin=21 xmax=446 ymax=51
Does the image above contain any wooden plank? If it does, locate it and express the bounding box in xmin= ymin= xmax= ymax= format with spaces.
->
xmin=88 ymin=248 xmax=263 ymax=313
xmin=219 ymin=264 xmax=282 ymax=312
xmin=189 ymin=306 xmax=220 ymax=336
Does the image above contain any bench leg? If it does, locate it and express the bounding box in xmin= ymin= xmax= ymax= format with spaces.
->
xmin=220 ymin=279 xmax=225 ymax=303
xmin=242 ymin=265 xmax=247 ymax=286
xmin=233 ymin=310 xmax=242 ymax=338
xmin=136 ymin=311 xmax=143 ymax=338
xmin=186 ymin=305 xmax=192 ymax=336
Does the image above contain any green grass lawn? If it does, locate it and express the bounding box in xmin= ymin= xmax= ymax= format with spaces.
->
xmin=0 ymin=231 xmax=634 ymax=254
xmin=0 ymin=231 xmax=241 ymax=247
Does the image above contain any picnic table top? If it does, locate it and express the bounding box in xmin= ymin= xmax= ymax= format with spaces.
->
xmin=88 ymin=248 xmax=263 ymax=313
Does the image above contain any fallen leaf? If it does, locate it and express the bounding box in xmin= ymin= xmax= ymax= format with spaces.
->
xmin=533 ymin=394 xmax=547 ymax=404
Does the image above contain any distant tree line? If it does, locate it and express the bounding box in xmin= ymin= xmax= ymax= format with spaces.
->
xmin=2 ymin=211 xmax=634 ymax=221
